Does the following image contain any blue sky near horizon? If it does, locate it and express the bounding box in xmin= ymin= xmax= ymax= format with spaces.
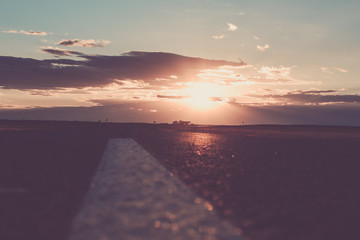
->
xmin=0 ymin=0 xmax=359 ymax=124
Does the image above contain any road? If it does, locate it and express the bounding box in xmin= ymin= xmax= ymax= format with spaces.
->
xmin=0 ymin=120 xmax=359 ymax=240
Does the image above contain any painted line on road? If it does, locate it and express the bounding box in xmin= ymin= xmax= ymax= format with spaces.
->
xmin=68 ymin=138 xmax=243 ymax=240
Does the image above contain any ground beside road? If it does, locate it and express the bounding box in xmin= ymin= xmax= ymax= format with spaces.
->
xmin=0 ymin=120 xmax=359 ymax=240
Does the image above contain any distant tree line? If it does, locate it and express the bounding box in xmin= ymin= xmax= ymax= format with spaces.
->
xmin=172 ymin=120 xmax=192 ymax=126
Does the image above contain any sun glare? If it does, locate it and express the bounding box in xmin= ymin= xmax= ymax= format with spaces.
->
xmin=184 ymin=82 xmax=222 ymax=109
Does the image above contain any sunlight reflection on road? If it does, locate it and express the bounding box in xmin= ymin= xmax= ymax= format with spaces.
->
xmin=178 ymin=132 xmax=220 ymax=153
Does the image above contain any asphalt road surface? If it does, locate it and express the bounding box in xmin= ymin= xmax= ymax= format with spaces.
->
xmin=0 ymin=120 xmax=359 ymax=240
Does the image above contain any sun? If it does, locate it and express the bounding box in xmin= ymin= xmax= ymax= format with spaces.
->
xmin=184 ymin=82 xmax=222 ymax=109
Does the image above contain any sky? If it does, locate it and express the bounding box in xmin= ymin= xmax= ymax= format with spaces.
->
xmin=1 ymin=0 xmax=360 ymax=125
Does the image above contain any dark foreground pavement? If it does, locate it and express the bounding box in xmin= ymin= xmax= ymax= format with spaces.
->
xmin=0 ymin=120 xmax=360 ymax=240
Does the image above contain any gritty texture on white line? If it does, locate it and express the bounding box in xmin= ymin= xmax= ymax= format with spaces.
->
xmin=68 ymin=138 xmax=243 ymax=240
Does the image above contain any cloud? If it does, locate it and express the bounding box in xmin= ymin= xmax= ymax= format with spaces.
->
xmin=300 ymin=90 xmax=337 ymax=94
xmin=28 ymin=90 xmax=54 ymax=96
xmin=0 ymin=99 xmax=196 ymax=124
xmin=212 ymin=23 xmax=237 ymax=39
xmin=50 ymin=63 xmax=81 ymax=68
xmin=195 ymin=64 xmax=313 ymax=86
xmin=334 ymin=66 xmax=348 ymax=73
xmin=209 ymin=97 xmax=223 ymax=102
xmin=41 ymin=47 xmax=84 ymax=56
xmin=0 ymin=51 xmax=245 ymax=90
xmin=230 ymin=104 xmax=360 ymax=125
xmin=321 ymin=67 xmax=332 ymax=74
xmin=212 ymin=34 xmax=226 ymax=40
xmin=2 ymin=30 xmax=18 ymax=34
xmin=257 ymin=44 xmax=270 ymax=52
xmin=322 ymin=66 xmax=349 ymax=74
xmin=259 ymin=90 xmax=360 ymax=104
xmin=227 ymin=23 xmax=238 ymax=31
xmin=197 ymin=66 xmax=250 ymax=84
xmin=258 ymin=65 xmax=293 ymax=80
xmin=156 ymin=95 xmax=188 ymax=99
xmin=253 ymin=36 xmax=259 ymax=40
xmin=116 ymin=80 xmax=151 ymax=89
xmin=57 ymin=39 xmax=110 ymax=48
xmin=2 ymin=29 xmax=47 ymax=36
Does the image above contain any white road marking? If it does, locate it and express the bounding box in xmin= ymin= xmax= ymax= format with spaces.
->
xmin=68 ymin=139 xmax=243 ymax=240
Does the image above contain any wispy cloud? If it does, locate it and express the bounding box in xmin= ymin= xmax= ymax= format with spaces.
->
xmin=257 ymin=44 xmax=270 ymax=51
xmin=195 ymin=64 xmax=313 ymax=86
xmin=57 ymin=39 xmax=110 ymax=48
xmin=197 ymin=66 xmax=250 ymax=85
xmin=334 ymin=66 xmax=348 ymax=73
xmin=116 ymin=80 xmax=151 ymax=89
xmin=212 ymin=23 xmax=237 ymax=39
xmin=2 ymin=30 xmax=17 ymax=34
xmin=258 ymin=65 xmax=293 ymax=80
xmin=227 ymin=23 xmax=238 ymax=31
xmin=321 ymin=67 xmax=332 ymax=74
xmin=41 ymin=47 xmax=83 ymax=56
xmin=322 ymin=66 xmax=348 ymax=74
xmin=2 ymin=29 xmax=47 ymax=36
xmin=212 ymin=34 xmax=226 ymax=40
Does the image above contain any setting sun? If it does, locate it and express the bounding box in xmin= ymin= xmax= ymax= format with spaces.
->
xmin=184 ymin=82 xmax=222 ymax=109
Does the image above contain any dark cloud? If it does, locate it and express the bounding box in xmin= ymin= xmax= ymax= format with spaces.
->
xmin=264 ymin=92 xmax=360 ymax=104
xmin=58 ymin=40 xmax=80 ymax=46
xmin=0 ymin=56 xmax=97 ymax=89
xmin=0 ymin=51 xmax=245 ymax=90
xmin=29 ymin=90 xmax=54 ymax=96
xmin=0 ymin=101 xmax=185 ymax=123
xmin=299 ymin=90 xmax=337 ymax=94
xmin=24 ymin=30 xmax=47 ymax=36
xmin=41 ymin=47 xmax=84 ymax=56
xmin=57 ymin=39 xmax=109 ymax=48
xmin=238 ymin=104 xmax=360 ymax=126
xmin=156 ymin=95 xmax=188 ymax=99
